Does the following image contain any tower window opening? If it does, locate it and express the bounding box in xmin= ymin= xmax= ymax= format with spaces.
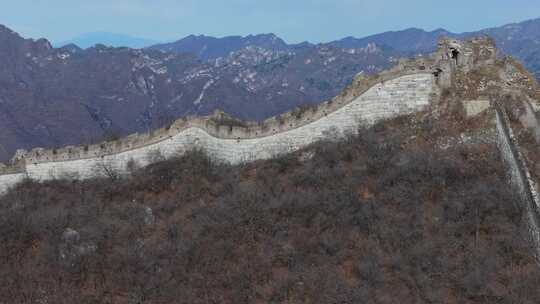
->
xmin=450 ymin=49 xmax=460 ymax=65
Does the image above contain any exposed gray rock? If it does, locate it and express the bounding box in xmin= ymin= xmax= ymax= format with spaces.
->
xmin=59 ymin=228 xmax=96 ymax=265
xmin=143 ymin=206 xmax=155 ymax=225
xmin=62 ymin=228 xmax=80 ymax=243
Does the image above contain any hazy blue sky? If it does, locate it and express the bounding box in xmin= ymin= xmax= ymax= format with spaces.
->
xmin=1 ymin=0 xmax=539 ymax=43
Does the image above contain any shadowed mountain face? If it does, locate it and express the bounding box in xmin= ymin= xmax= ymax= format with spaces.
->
xmin=0 ymin=18 xmax=540 ymax=161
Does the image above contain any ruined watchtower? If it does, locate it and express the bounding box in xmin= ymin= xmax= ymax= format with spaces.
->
xmin=433 ymin=37 xmax=498 ymax=88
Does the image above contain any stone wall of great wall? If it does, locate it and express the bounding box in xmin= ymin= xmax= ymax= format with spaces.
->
xmin=24 ymin=72 xmax=435 ymax=180
xmin=0 ymin=37 xmax=506 ymax=194
xmin=495 ymin=103 xmax=540 ymax=262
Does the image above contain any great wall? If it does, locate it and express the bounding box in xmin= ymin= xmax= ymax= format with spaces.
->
xmin=1 ymin=38 xmax=540 ymax=262
xmin=0 ymin=70 xmax=434 ymax=193
xmin=0 ymin=38 xmax=494 ymax=189
xmin=495 ymin=104 xmax=540 ymax=261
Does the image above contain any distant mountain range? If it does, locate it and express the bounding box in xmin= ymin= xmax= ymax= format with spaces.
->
xmin=56 ymin=32 xmax=159 ymax=49
xmin=0 ymin=18 xmax=539 ymax=161
xmin=149 ymin=18 xmax=540 ymax=80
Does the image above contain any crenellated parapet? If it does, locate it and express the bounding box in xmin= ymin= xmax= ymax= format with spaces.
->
xmin=12 ymin=58 xmax=452 ymax=165
xmin=16 ymin=72 xmax=436 ymax=165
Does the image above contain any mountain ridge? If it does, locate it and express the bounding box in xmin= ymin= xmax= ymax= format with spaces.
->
xmin=148 ymin=17 xmax=540 ymax=79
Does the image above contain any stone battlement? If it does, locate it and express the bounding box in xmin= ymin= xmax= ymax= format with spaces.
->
xmin=0 ymin=38 xmax=499 ymax=191
xmin=16 ymin=69 xmax=428 ymax=165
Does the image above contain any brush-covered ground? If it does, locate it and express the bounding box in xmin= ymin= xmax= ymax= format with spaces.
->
xmin=1 ymin=113 xmax=540 ymax=304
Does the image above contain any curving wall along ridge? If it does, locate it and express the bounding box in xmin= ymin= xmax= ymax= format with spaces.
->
xmin=24 ymin=73 xmax=435 ymax=181
xmin=2 ymin=37 xmax=500 ymax=194
xmin=0 ymin=71 xmax=437 ymax=194
xmin=18 ymin=69 xmax=435 ymax=165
